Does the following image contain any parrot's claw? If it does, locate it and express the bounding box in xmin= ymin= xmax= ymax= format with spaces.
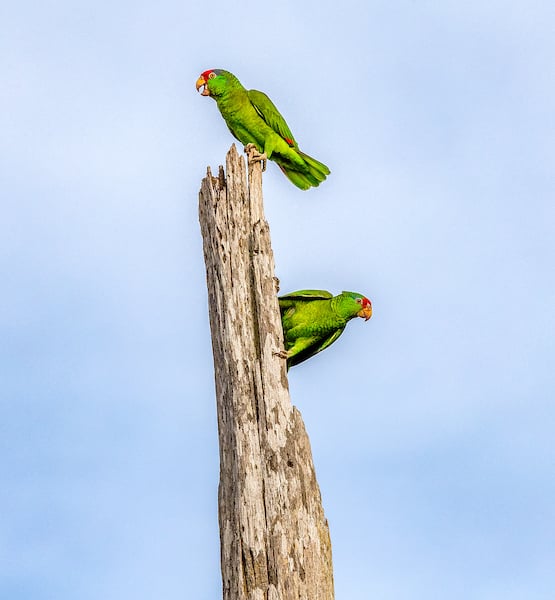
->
xmin=273 ymin=350 xmax=289 ymax=360
xmin=274 ymin=277 xmax=280 ymax=292
xmin=244 ymin=143 xmax=267 ymax=171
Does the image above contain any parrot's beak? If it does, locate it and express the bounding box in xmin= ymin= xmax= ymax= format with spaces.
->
xmin=357 ymin=306 xmax=373 ymax=321
xmin=196 ymin=76 xmax=210 ymax=96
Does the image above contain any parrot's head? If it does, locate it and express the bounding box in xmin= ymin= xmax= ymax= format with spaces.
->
xmin=342 ymin=291 xmax=373 ymax=321
xmin=196 ymin=69 xmax=232 ymax=97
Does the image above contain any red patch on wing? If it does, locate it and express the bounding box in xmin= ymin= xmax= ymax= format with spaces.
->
xmin=284 ymin=137 xmax=294 ymax=146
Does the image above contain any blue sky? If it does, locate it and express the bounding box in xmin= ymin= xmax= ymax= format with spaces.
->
xmin=2 ymin=1 xmax=554 ymax=598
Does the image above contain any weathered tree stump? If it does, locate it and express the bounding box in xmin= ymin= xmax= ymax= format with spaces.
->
xmin=198 ymin=145 xmax=334 ymax=600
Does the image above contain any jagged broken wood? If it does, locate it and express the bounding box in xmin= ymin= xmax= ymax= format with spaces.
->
xmin=198 ymin=145 xmax=334 ymax=600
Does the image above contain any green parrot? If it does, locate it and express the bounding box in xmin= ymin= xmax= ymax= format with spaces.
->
xmin=196 ymin=69 xmax=330 ymax=190
xmin=278 ymin=290 xmax=372 ymax=369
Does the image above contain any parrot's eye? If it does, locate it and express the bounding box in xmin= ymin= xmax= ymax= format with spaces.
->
xmin=356 ymin=298 xmax=362 ymax=304
xmin=208 ymin=72 xmax=216 ymax=79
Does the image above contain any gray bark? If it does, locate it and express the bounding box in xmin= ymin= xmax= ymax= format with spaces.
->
xmin=198 ymin=145 xmax=334 ymax=600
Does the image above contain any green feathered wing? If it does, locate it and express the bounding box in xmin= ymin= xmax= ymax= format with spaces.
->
xmin=278 ymin=289 xmax=333 ymax=309
xmin=247 ymin=90 xmax=296 ymax=147
xmin=247 ymin=90 xmax=331 ymax=190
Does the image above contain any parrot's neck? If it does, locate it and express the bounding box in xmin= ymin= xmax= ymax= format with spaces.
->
xmin=331 ymin=297 xmax=355 ymax=322
xmin=214 ymin=87 xmax=250 ymax=121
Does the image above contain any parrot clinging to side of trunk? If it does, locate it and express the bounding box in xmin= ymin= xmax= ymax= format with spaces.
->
xmin=278 ymin=290 xmax=372 ymax=369
xmin=196 ymin=69 xmax=330 ymax=190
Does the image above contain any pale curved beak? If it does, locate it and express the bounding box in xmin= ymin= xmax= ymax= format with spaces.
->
xmin=357 ymin=306 xmax=373 ymax=321
xmin=196 ymin=76 xmax=210 ymax=96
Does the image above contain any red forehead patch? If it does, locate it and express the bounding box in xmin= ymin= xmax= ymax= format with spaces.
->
xmin=201 ymin=69 xmax=215 ymax=79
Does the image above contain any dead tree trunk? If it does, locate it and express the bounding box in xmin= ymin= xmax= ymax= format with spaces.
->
xmin=198 ymin=145 xmax=334 ymax=600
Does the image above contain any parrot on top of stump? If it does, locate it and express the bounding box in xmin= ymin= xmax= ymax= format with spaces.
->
xmin=196 ymin=69 xmax=330 ymax=190
xmin=278 ymin=290 xmax=372 ymax=369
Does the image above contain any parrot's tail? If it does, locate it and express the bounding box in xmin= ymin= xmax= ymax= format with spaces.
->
xmin=279 ymin=151 xmax=330 ymax=190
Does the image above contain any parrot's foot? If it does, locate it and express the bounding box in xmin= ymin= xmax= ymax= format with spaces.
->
xmin=244 ymin=143 xmax=267 ymax=171
xmin=273 ymin=350 xmax=289 ymax=360
xmin=274 ymin=277 xmax=280 ymax=292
